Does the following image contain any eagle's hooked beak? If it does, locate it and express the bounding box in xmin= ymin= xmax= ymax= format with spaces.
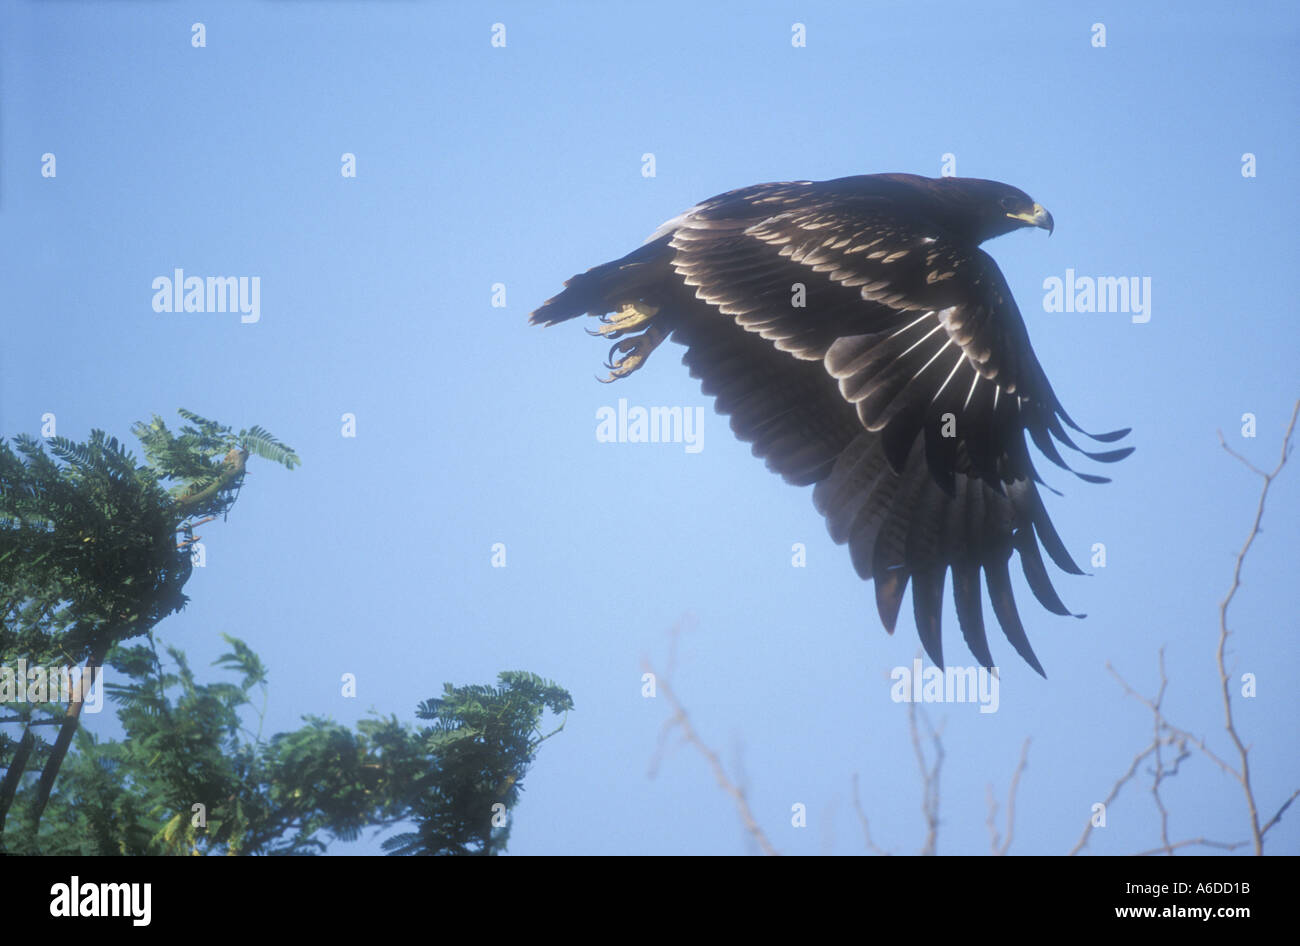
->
xmin=1007 ymin=202 xmax=1054 ymax=235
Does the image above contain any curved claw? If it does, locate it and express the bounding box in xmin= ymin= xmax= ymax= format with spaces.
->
xmin=586 ymin=318 xmax=629 ymax=340
xmin=607 ymin=338 xmax=636 ymax=363
xmin=587 ymin=301 xmax=659 ymax=340
xmin=595 ymin=324 xmax=666 ymax=383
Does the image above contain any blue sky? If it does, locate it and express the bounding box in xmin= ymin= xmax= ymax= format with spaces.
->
xmin=2 ymin=1 xmax=1297 ymax=855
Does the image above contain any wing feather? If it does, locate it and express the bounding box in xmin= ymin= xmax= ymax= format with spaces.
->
xmin=536 ymin=174 xmax=1131 ymax=674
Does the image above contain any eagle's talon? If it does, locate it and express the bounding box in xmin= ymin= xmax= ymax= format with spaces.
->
xmin=588 ymin=301 xmax=659 ymax=339
xmin=607 ymin=337 xmax=638 ymax=361
xmin=597 ymin=324 xmax=666 ymax=382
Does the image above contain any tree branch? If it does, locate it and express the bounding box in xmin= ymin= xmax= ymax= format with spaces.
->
xmin=644 ymin=621 xmax=779 ymax=856
xmin=23 ymin=636 xmax=111 ymax=837
xmin=1075 ymin=400 xmax=1298 ymax=855
xmin=1215 ymin=399 xmax=1299 ymax=854
xmin=986 ymin=738 xmax=1030 ymax=856
xmin=850 ymin=771 xmax=892 ymax=855
xmin=908 ymin=701 xmax=944 ymax=856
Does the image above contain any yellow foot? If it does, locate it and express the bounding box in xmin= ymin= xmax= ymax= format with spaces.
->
xmin=587 ymin=301 xmax=659 ymax=339
xmin=599 ymin=324 xmax=667 ymax=383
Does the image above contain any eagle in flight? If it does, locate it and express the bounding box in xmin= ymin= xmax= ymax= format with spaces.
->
xmin=532 ymin=173 xmax=1131 ymax=675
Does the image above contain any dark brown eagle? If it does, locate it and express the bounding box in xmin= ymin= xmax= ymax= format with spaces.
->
xmin=532 ymin=173 xmax=1131 ymax=675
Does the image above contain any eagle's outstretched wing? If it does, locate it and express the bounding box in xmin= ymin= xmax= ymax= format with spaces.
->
xmin=533 ymin=174 xmax=1131 ymax=675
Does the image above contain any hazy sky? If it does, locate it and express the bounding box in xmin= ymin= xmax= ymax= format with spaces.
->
xmin=3 ymin=1 xmax=1297 ymax=855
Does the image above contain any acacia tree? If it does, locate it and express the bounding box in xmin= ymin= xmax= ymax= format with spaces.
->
xmin=0 ymin=410 xmax=299 ymax=842
xmin=384 ymin=673 xmax=574 ymax=856
xmin=2 ymin=410 xmax=573 ymax=855
xmin=6 ymin=633 xmax=571 ymax=855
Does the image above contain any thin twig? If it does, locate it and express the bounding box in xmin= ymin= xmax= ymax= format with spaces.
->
xmin=986 ymin=738 xmax=1030 ymax=855
xmin=1146 ymin=649 xmax=1193 ymax=855
xmin=1076 ymin=401 xmax=1299 ymax=856
xmin=1069 ymin=742 xmax=1159 ymax=856
xmin=1105 ymin=661 xmax=1237 ymax=777
xmin=850 ymin=772 xmax=891 ymax=856
xmin=1215 ymin=399 xmax=1299 ymax=854
xmin=644 ymin=621 xmax=779 ymax=857
xmin=908 ymin=701 xmax=944 ymax=856
xmin=1132 ymin=838 xmax=1248 ymax=857
xmin=1260 ymin=788 xmax=1300 ymax=838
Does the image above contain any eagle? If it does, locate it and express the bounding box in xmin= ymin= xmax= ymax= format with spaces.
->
xmin=532 ymin=173 xmax=1131 ymax=675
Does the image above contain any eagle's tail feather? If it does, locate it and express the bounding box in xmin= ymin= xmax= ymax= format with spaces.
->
xmin=529 ymin=236 xmax=673 ymax=326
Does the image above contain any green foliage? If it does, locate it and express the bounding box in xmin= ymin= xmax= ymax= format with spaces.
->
xmin=2 ymin=409 xmax=567 ymax=855
xmin=138 ymin=408 xmax=300 ymax=474
xmin=0 ymin=410 xmax=298 ymax=844
xmin=237 ymin=425 xmax=300 ymax=471
xmin=0 ymin=428 xmax=191 ymax=663
xmin=384 ymin=671 xmax=574 ymax=856
xmin=5 ymin=638 xmax=571 ymax=855
xmin=132 ymin=409 xmax=300 ymax=512
xmin=0 ymin=409 xmax=299 ymax=658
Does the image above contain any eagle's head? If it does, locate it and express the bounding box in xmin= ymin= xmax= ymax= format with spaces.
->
xmin=938 ymin=177 xmax=1053 ymax=242
xmin=887 ymin=175 xmax=1054 ymax=244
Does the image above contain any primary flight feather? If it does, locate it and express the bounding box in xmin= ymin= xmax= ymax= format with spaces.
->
xmin=532 ymin=173 xmax=1132 ymax=676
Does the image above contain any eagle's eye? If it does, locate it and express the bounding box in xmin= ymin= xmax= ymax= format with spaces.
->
xmin=999 ymin=196 xmax=1021 ymax=212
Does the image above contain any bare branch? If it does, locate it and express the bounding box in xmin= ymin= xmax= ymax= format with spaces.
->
xmin=1132 ymin=838 xmax=1248 ymax=857
xmin=1215 ymin=398 xmax=1299 ymax=854
xmin=1147 ymin=649 xmax=1193 ymax=855
xmin=1069 ymin=742 xmax=1159 ymax=856
xmin=643 ymin=621 xmax=779 ymax=857
xmin=908 ymin=701 xmax=944 ymax=856
xmin=1105 ymin=661 xmax=1236 ymax=777
xmin=1077 ymin=401 xmax=1298 ymax=856
xmin=850 ymin=772 xmax=892 ymax=856
xmin=986 ymin=738 xmax=1030 ymax=855
xmin=1261 ymin=788 xmax=1300 ymax=838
